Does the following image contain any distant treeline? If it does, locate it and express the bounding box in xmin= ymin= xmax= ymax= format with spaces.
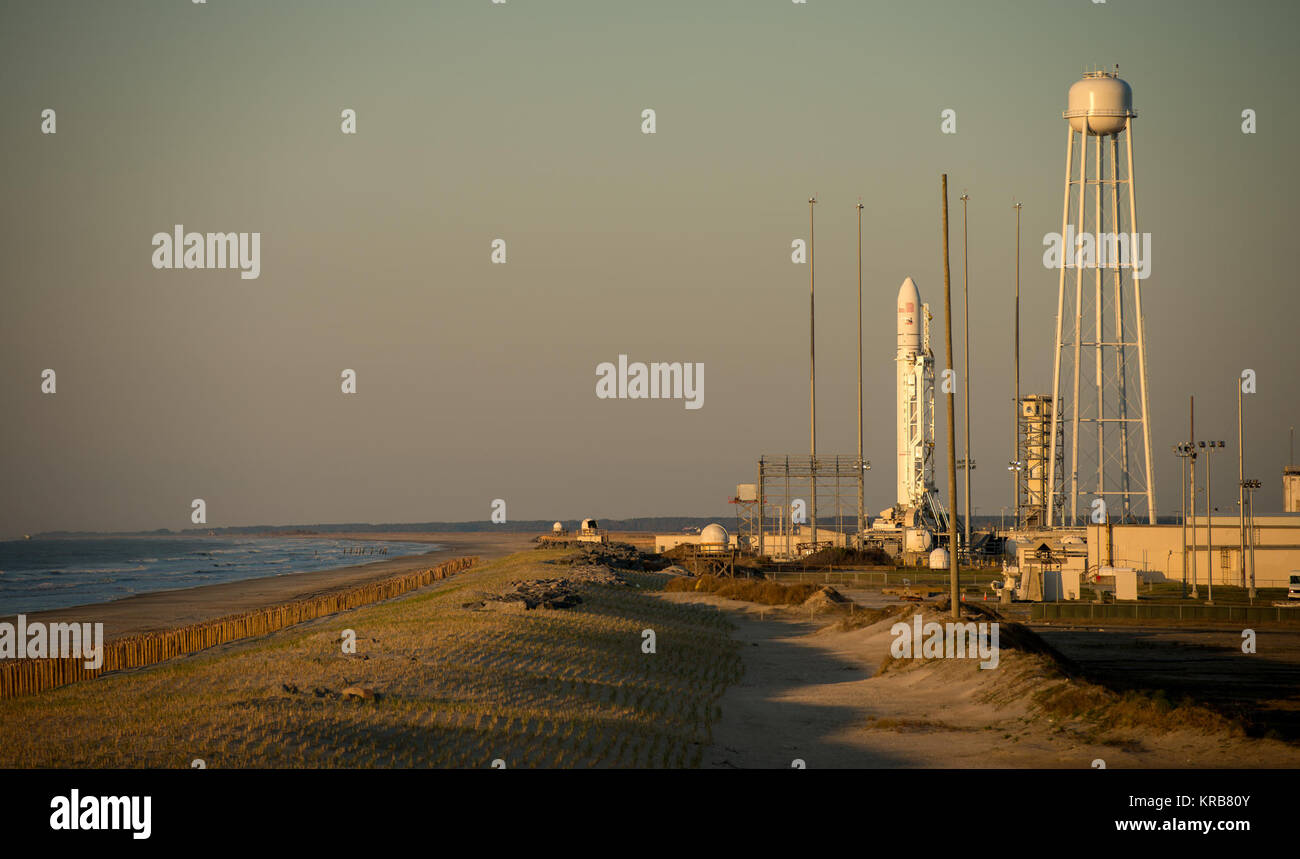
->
xmin=31 ymin=514 xmax=1185 ymax=540
xmin=34 ymin=517 xmax=735 ymax=538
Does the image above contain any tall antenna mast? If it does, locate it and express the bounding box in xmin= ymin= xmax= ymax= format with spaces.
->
xmin=1013 ymin=201 xmax=1022 ymax=527
xmin=809 ymin=195 xmax=818 ymax=551
xmin=941 ymin=175 xmax=959 ymax=619
xmin=960 ymin=192 xmax=972 ymax=554
xmin=857 ymin=200 xmax=866 ymax=549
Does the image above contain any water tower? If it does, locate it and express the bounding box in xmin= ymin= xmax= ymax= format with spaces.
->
xmin=1047 ymin=68 xmax=1156 ymax=526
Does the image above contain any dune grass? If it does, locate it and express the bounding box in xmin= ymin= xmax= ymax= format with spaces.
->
xmin=0 ymin=549 xmax=743 ymax=768
xmin=662 ymin=574 xmax=826 ymax=606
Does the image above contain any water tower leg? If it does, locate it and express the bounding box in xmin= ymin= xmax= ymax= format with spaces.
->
xmin=1047 ymin=124 xmax=1075 ymax=528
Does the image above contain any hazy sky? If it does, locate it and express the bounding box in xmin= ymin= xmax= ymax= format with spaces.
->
xmin=3 ymin=0 xmax=1298 ymax=537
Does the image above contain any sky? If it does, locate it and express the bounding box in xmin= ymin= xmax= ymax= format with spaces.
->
xmin=2 ymin=0 xmax=1298 ymax=537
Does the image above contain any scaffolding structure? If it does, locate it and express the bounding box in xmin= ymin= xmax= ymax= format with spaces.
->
xmin=752 ymin=455 xmax=864 ymax=560
xmin=730 ymin=484 xmax=761 ymax=553
xmin=1019 ymin=395 xmax=1065 ymax=528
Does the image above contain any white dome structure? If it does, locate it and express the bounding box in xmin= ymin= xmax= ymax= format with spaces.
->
xmin=904 ymin=528 xmax=933 ymax=553
xmin=699 ymin=522 xmax=730 ymax=553
xmin=1065 ymin=70 xmax=1134 ymax=136
xmin=580 ymin=518 xmax=599 ymax=533
xmin=552 ymin=521 xmax=564 ymax=534
xmin=928 ymin=547 xmax=950 ymax=569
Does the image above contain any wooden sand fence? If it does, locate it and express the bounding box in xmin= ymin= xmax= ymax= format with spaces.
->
xmin=0 ymin=555 xmax=479 ymax=700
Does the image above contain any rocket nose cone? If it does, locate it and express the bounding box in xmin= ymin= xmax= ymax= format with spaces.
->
xmin=897 ymin=277 xmax=921 ymax=350
xmin=898 ymin=277 xmax=920 ymax=308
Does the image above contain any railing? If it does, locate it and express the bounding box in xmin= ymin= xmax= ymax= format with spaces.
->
xmin=1032 ymin=601 xmax=1300 ymax=624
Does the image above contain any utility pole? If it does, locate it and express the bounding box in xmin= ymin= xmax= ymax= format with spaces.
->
xmin=961 ymin=192 xmax=972 ymax=560
xmin=941 ymin=175 xmax=960 ymax=619
xmin=1238 ymin=383 xmax=1246 ymax=590
xmin=809 ymin=195 xmax=818 ymax=554
xmin=1013 ymin=201 xmax=1022 ymax=528
xmin=1190 ymin=397 xmax=1198 ymax=598
xmin=857 ymin=200 xmax=866 ymax=550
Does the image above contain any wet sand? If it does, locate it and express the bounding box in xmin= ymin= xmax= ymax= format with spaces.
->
xmin=8 ymin=532 xmax=538 ymax=640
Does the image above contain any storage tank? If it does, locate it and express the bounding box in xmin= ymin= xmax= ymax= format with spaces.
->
xmin=1064 ymin=70 xmax=1134 ymax=136
xmin=928 ymin=547 xmax=950 ymax=569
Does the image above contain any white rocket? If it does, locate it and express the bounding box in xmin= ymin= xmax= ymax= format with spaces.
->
xmin=896 ymin=277 xmax=936 ymax=512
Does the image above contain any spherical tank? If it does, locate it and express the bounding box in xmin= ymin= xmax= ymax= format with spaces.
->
xmin=699 ymin=523 xmax=730 ymax=552
xmin=904 ymin=527 xmax=932 ymax=553
xmin=1065 ymin=71 xmax=1133 ymax=136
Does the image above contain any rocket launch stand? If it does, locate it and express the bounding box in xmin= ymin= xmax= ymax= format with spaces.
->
xmin=1048 ymin=70 xmax=1156 ymax=526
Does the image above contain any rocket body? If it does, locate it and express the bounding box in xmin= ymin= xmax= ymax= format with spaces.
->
xmin=896 ymin=277 xmax=930 ymax=510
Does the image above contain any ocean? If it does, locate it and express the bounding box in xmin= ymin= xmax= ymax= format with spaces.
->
xmin=0 ymin=536 xmax=440 ymax=615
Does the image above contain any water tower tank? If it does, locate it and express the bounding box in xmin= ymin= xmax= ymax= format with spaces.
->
xmin=928 ymin=547 xmax=950 ymax=569
xmin=1065 ymin=70 xmax=1133 ymax=136
xmin=699 ymin=523 xmax=730 ymax=552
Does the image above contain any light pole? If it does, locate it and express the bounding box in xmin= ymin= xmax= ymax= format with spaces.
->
xmin=1243 ymin=478 xmax=1260 ymax=600
xmin=1173 ymin=442 xmax=1193 ymax=597
xmin=1198 ymin=439 xmax=1225 ymax=603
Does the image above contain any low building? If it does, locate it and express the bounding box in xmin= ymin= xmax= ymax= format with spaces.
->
xmin=1285 ymin=466 xmax=1300 ymax=513
xmin=1086 ymin=516 xmax=1300 ymax=589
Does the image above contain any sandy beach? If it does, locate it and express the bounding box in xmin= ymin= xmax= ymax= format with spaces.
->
xmin=10 ymin=532 xmax=538 ymax=640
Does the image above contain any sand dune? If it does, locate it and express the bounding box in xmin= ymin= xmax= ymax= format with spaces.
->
xmin=660 ymin=593 xmax=1300 ymax=768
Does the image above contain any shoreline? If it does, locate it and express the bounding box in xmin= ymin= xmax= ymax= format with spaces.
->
xmin=5 ymin=532 xmax=538 ymax=639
